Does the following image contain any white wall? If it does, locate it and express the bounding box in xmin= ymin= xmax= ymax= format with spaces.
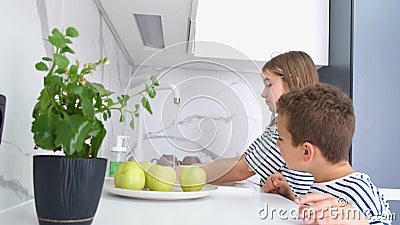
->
xmin=0 ymin=0 xmax=131 ymax=211
xmin=0 ymin=0 xmax=44 ymax=211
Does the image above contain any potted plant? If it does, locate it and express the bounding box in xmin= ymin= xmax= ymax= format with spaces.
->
xmin=31 ymin=26 xmax=158 ymax=225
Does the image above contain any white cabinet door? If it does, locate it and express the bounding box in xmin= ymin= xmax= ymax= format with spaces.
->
xmin=193 ymin=0 xmax=329 ymax=66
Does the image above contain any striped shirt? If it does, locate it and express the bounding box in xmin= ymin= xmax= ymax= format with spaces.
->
xmin=309 ymin=172 xmax=392 ymax=224
xmin=244 ymin=119 xmax=314 ymax=196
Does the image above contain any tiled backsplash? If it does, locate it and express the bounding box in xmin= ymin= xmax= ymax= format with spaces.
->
xmin=125 ymin=67 xmax=268 ymax=164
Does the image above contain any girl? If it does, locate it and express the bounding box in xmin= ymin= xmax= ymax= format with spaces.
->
xmin=196 ymin=51 xmax=319 ymax=196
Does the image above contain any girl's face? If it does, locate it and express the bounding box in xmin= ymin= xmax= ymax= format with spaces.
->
xmin=261 ymin=70 xmax=290 ymax=113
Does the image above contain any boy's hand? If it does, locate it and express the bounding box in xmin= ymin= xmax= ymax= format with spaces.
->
xmin=262 ymin=172 xmax=295 ymax=200
xmin=295 ymin=193 xmax=369 ymax=225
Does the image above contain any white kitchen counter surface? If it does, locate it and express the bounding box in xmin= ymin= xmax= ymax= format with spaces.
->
xmin=380 ymin=188 xmax=400 ymax=201
xmin=0 ymin=182 xmax=303 ymax=225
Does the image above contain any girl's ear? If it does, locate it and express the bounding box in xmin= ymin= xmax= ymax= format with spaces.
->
xmin=302 ymin=142 xmax=315 ymax=163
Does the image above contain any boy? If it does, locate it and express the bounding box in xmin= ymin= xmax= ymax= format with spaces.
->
xmin=263 ymin=83 xmax=391 ymax=224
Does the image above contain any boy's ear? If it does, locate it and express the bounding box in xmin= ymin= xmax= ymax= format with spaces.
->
xmin=302 ymin=142 xmax=315 ymax=163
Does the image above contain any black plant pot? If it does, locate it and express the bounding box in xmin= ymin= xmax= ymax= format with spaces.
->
xmin=33 ymin=155 xmax=107 ymax=225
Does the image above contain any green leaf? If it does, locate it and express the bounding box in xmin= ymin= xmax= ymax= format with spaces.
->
xmin=68 ymin=74 xmax=79 ymax=83
xmin=88 ymin=118 xmax=102 ymax=137
xmin=54 ymin=114 xmax=92 ymax=156
xmin=48 ymin=29 xmax=66 ymax=48
xmin=67 ymin=83 xmax=83 ymax=95
xmin=141 ymin=97 xmax=153 ymax=115
xmin=69 ymin=143 xmax=89 ymax=158
xmin=60 ymin=46 xmax=75 ymax=54
xmin=69 ymin=65 xmax=78 ymax=75
xmin=32 ymin=102 xmax=40 ymax=119
xmin=81 ymin=68 xmax=90 ymax=75
xmin=64 ymin=95 xmax=79 ymax=114
xmin=54 ymin=54 xmax=69 ymax=70
xmin=31 ymin=111 xmax=62 ymax=150
xmin=55 ymin=68 xmax=66 ymax=74
xmin=98 ymin=57 xmax=108 ymax=64
xmin=37 ymin=88 xmax=51 ymax=114
xmin=148 ymin=88 xmax=156 ymax=98
xmin=93 ymin=94 xmax=101 ymax=109
xmin=151 ymin=75 xmax=160 ymax=86
xmin=90 ymin=120 xmax=106 ymax=158
xmin=121 ymin=94 xmax=130 ymax=105
xmin=44 ymin=75 xmax=62 ymax=97
xmin=65 ymin=38 xmax=72 ymax=44
xmin=66 ymin=27 xmax=79 ymax=38
xmin=107 ymin=108 xmax=111 ymax=118
xmin=52 ymin=28 xmax=63 ymax=39
xmin=145 ymin=104 xmax=153 ymax=115
xmin=106 ymin=98 xmax=114 ymax=106
xmin=150 ymin=75 xmax=158 ymax=84
xmin=87 ymin=82 xmax=113 ymax=97
xmin=80 ymin=89 xmax=95 ymax=118
xmin=130 ymin=119 xmax=135 ymax=129
xmin=42 ymin=57 xmax=52 ymax=62
xmin=48 ymin=36 xmax=59 ymax=48
xmin=102 ymin=112 xmax=107 ymax=121
xmin=35 ymin=62 xmax=49 ymax=71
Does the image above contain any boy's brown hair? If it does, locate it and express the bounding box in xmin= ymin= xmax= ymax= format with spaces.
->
xmin=277 ymin=83 xmax=355 ymax=163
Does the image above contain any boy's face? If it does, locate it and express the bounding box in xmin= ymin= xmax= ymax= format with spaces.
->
xmin=276 ymin=115 xmax=305 ymax=170
xmin=261 ymin=70 xmax=289 ymax=113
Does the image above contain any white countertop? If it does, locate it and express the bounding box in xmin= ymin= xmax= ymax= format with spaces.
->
xmin=0 ymin=182 xmax=303 ymax=225
xmin=380 ymin=188 xmax=400 ymax=201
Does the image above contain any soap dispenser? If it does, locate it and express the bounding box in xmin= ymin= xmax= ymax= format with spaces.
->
xmin=109 ymin=135 xmax=128 ymax=177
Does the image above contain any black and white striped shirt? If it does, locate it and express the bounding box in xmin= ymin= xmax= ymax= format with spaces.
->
xmin=244 ymin=120 xmax=314 ymax=196
xmin=309 ymin=172 xmax=392 ymax=224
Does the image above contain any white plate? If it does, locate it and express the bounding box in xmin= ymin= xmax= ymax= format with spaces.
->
xmin=104 ymin=178 xmax=218 ymax=200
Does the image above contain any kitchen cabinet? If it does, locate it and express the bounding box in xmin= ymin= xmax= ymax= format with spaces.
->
xmin=193 ymin=0 xmax=329 ymax=66
xmin=94 ymin=0 xmax=328 ymax=73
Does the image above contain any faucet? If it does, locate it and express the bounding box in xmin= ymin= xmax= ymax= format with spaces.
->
xmin=155 ymin=83 xmax=181 ymax=104
xmin=132 ymin=83 xmax=181 ymax=162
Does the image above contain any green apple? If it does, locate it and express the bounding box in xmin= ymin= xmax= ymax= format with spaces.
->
xmin=147 ymin=165 xmax=176 ymax=192
xmin=114 ymin=161 xmax=145 ymax=190
xmin=179 ymin=166 xmax=206 ymax=192
xmin=139 ymin=161 xmax=153 ymax=188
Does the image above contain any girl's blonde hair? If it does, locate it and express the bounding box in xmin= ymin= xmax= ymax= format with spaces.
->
xmin=262 ymin=51 xmax=319 ymax=89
